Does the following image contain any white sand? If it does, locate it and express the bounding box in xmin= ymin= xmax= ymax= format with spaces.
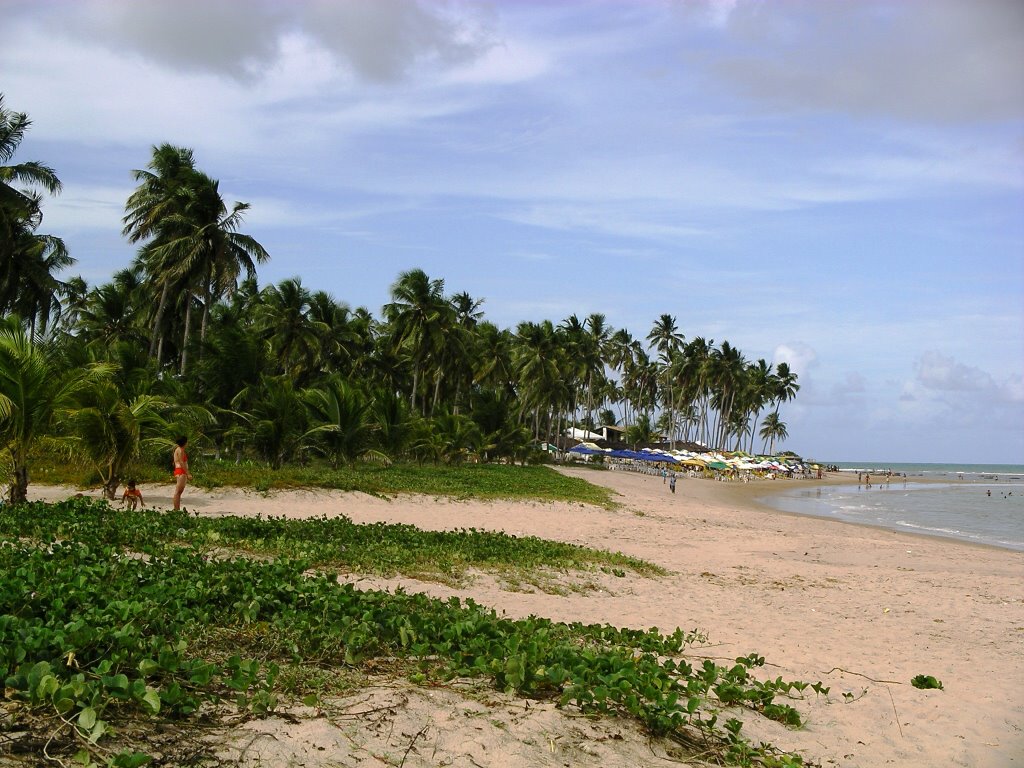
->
xmin=28 ymin=469 xmax=1024 ymax=767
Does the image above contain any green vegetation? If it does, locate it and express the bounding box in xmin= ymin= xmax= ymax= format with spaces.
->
xmin=910 ymin=675 xmax=943 ymax=690
xmin=0 ymin=498 xmax=656 ymax=586
xmin=23 ymin=445 xmax=617 ymax=505
xmin=2 ymin=497 xmax=822 ymax=767
xmin=192 ymin=459 xmax=617 ymax=505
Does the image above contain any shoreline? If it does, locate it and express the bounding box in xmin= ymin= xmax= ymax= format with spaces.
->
xmin=716 ymin=473 xmax=1024 ymax=554
xmin=22 ymin=474 xmax=1024 ymax=767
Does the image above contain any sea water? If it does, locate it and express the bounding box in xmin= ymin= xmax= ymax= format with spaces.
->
xmin=759 ymin=463 xmax=1024 ymax=552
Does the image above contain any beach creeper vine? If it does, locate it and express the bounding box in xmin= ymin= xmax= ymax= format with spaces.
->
xmin=3 ymin=498 xmax=823 ymax=767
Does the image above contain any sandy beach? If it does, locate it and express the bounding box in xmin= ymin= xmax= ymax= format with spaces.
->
xmin=27 ymin=469 xmax=1024 ymax=767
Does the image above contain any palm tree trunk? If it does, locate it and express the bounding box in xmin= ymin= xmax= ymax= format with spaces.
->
xmin=149 ymin=281 xmax=170 ymax=359
xmin=410 ymin=367 xmax=418 ymax=413
xmin=10 ymin=454 xmax=29 ymax=505
xmin=199 ymin=278 xmax=213 ymax=361
xmin=431 ymin=370 xmax=443 ymax=416
xmin=180 ymin=292 xmax=193 ymax=375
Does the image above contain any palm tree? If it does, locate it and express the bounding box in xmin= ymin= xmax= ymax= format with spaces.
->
xmin=0 ymin=318 xmax=107 ymax=503
xmin=606 ymin=329 xmax=636 ymax=425
xmin=772 ymin=362 xmax=800 ymax=422
xmin=0 ymin=94 xmax=73 ymax=339
xmin=123 ymin=144 xmax=198 ymax=362
xmin=304 ymin=378 xmax=384 ymax=467
xmin=647 ymin=314 xmax=684 ymax=446
xmin=231 ymin=375 xmax=310 ymax=469
xmin=624 ymin=414 xmax=656 ymax=449
xmin=0 ymin=215 xmax=73 ymax=337
xmin=582 ymin=313 xmax=611 ymax=425
xmin=383 ymin=268 xmax=449 ymax=414
xmin=558 ymin=314 xmax=589 ymax=428
xmin=147 ymin=173 xmax=269 ymax=372
xmin=473 ymin=322 xmax=515 ymax=394
xmin=256 ymin=278 xmax=326 ymax=382
xmin=709 ymin=341 xmax=745 ymax=449
xmin=447 ymin=291 xmax=485 ymax=413
xmin=124 ymin=145 xmax=269 ymax=373
xmin=744 ymin=359 xmax=774 ymax=453
xmin=61 ymin=381 xmax=170 ymax=499
xmin=1 ymin=94 xmax=62 ymax=252
xmin=759 ymin=411 xmax=789 ymax=455
xmin=371 ymin=387 xmax=414 ymax=460
xmin=77 ymin=280 xmax=148 ymax=349
xmin=512 ymin=320 xmax=563 ymax=441
xmin=416 ymin=411 xmax=481 ymax=465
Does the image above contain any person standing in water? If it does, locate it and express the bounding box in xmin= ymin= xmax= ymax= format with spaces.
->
xmin=172 ymin=436 xmax=192 ymax=511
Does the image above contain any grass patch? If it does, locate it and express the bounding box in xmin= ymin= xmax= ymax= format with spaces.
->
xmin=0 ymin=499 xmax=663 ymax=588
xmin=29 ymin=449 xmax=618 ymax=509
xmin=196 ymin=460 xmax=617 ymax=507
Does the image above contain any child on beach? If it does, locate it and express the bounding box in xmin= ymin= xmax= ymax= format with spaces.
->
xmin=669 ymin=474 xmax=677 ymax=494
xmin=122 ymin=480 xmax=144 ymax=510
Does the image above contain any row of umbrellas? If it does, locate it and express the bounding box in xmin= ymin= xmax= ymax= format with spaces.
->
xmin=567 ymin=444 xmax=807 ymax=473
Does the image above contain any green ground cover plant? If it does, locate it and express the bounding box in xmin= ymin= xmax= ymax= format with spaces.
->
xmin=0 ymin=499 xmax=659 ymax=585
xmin=1 ymin=498 xmax=821 ymax=767
xmin=30 ymin=454 xmax=617 ymax=509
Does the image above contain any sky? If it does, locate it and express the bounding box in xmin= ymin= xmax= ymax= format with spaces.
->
xmin=2 ymin=0 xmax=1022 ymax=464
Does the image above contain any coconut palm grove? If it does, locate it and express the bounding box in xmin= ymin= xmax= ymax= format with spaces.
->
xmin=0 ymin=94 xmax=799 ymax=504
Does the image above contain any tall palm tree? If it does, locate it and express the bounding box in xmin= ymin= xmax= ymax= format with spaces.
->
xmin=149 ymin=173 xmax=269 ymax=372
xmin=712 ymin=341 xmax=748 ymax=449
xmin=647 ymin=314 xmax=684 ymax=446
xmin=473 ymin=321 xmax=515 ymax=395
xmin=124 ymin=145 xmax=268 ymax=372
xmin=558 ymin=314 xmax=589 ymax=428
xmin=447 ymin=291 xmax=485 ymax=413
xmin=744 ymin=359 xmax=774 ymax=453
xmin=512 ymin=320 xmax=564 ymax=441
xmin=123 ymin=144 xmax=198 ymax=362
xmin=383 ymin=268 xmax=449 ymax=415
xmin=582 ymin=313 xmax=611 ymax=426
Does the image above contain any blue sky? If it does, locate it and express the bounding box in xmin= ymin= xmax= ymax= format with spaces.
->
xmin=3 ymin=0 xmax=1022 ymax=464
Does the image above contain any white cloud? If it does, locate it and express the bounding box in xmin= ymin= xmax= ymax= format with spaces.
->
xmin=698 ymin=0 xmax=1024 ymax=122
xmin=915 ymin=350 xmax=994 ymax=392
xmin=19 ymin=0 xmax=497 ymax=84
xmin=773 ymin=343 xmax=817 ymax=378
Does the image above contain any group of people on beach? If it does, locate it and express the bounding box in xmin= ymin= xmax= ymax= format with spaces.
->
xmin=120 ymin=435 xmax=191 ymax=511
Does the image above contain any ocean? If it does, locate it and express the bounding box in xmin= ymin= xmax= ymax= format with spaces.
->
xmin=758 ymin=463 xmax=1024 ymax=552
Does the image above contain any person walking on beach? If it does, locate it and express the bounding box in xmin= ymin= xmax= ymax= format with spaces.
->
xmin=172 ymin=436 xmax=192 ymax=511
xmin=669 ymin=474 xmax=676 ymax=494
